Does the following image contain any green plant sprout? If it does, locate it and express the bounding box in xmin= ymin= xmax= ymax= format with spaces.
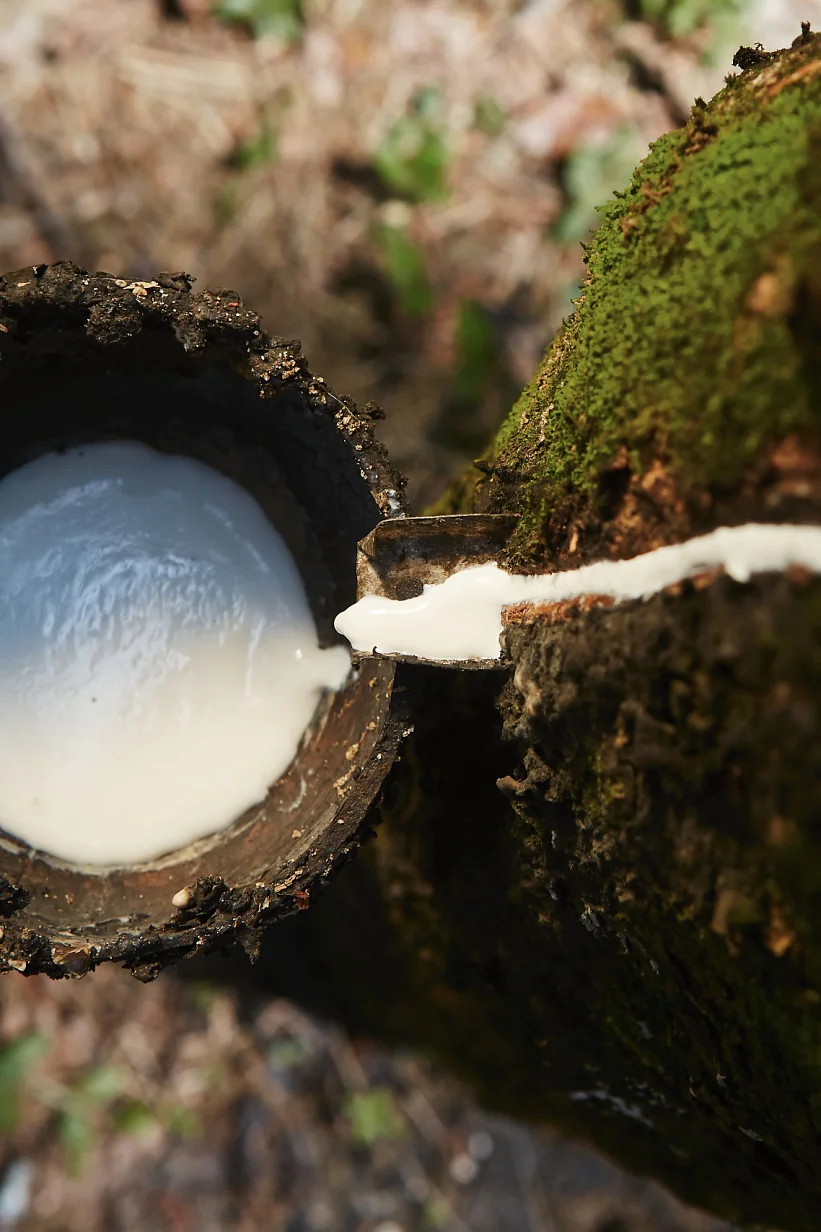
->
xmin=373 ymin=88 xmax=450 ymax=203
xmin=637 ymin=0 xmax=742 ymax=37
xmin=472 ymin=95 xmax=507 ymax=138
xmin=344 ymin=1087 xmax=406 ymax=1147
xmin=374 ymin=224 xmax=434 ymax=318
xmin=0 ymin=1033 xmax=50 ymax=1133
xmin=453 ymin=300 xmax=499 ymax=403
xmin=230 ymin=118 xmax=278 ymax=171
xmin=553 ymin=125 xmax=647 ymax=244
xmin=213 ymin=0 xmax=303 ymax=43
xmin=49 ymin=1066 xmax=127 ymax=1174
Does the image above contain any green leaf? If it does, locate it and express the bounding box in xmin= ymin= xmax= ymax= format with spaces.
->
xmin=213 ymin=0 xmax=303 ymax=43
xmin=473 ymin=95 xmax=507 ymax=138
xmin=345 ymin=1088 xmax=405 ymax=1147
xmin=0 ymin=1033 xmax=49 ymax=1133
xmin=73 ymin=1065 xmax=126 ymax=1105
xmin=186 ymin=980 xmax=219 ymax=1014
xmin=423 ymin=1196 xmax=453 ymax=1229
xmin=553 ymin=126 xmax=647 ymax=244
xmin=212 ymin=183 xmax=239 ymax=225
xmin=232 ymin=120 xmax=278 ymax=170
xmin=374 ymin=224 xmax=434 ymax=318
xmin=113 ymin=1099 xmax=156 ymax=1136
xmin=267 ymin=1036 xmax=313 ymax=1071
xmin=59 ymin=1110 xmax=95 ymax=1174
xmin=453 ymin=300 xmax=498 ymax=402
xmin=163 ymin=1105 xmax=201 ymax=1140
xmin=638 ymin=0 xmax=741 ymax=37
xmin=373 ymin=90 xmax=449 ymax=204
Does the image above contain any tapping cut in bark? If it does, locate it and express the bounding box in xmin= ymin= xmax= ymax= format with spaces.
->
xmin=337 ymin=522 xmax=821 ymax=662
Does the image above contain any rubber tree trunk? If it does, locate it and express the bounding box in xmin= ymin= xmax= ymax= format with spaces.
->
xmin=270 ymin=33 xmax=821 ymax=1232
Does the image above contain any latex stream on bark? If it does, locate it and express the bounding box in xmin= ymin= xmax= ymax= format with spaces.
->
xmin=334 ymin=523 xmax=821 ymax=662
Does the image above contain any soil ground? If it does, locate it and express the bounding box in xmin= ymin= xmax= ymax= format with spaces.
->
xmin=0 ymin=963 xmax=735 ymax=1232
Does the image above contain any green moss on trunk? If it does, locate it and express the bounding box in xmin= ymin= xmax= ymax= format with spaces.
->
xmin=475 ymin=35 xmax=821 ymax=572
xmin=249 ymin=36 xmax=821 ymax=1230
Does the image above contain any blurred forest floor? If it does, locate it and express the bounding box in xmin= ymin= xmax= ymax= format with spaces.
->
xmin=0 ymin=0 xmax=817 ymax=1228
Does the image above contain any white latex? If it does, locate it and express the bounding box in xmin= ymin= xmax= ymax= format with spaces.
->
xmin=334 ymin=523 xmax=821 ymax=662
xmin=0 ymin=442 xmax=349 ymax=867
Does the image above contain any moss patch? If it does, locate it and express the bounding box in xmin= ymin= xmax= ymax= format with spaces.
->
xmin=477 ymin=35 xmax=821 ymax=569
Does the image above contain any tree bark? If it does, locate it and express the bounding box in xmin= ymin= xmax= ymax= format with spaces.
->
xmin=261 ymin=34 xmax=821 ymax=1232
